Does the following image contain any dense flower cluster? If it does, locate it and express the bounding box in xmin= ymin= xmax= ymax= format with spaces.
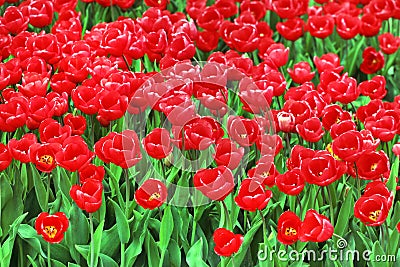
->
xmin=0 ymin=0 xmax=398 ymax=265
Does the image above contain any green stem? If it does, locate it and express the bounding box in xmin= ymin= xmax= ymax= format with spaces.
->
xmin=258 ymin=209 xmax=267 ymax=246
xmin=45 ymin=172 xmax=51 ymax=212
xmin=47 ymin=242 xmax=51 ymax=267
xmin=89 ymin=213 xmax=95 ymax=267
xmin=222 ymin=201 xmax=232 ymax=230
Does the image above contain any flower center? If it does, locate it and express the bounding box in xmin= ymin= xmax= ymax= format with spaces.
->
xmin=149 ymin=192 xmax=161 ymax=201
xmin=370 ymin=163 xmax=378 ymax=171
xmin=261 ymin=171 xmax=269 ymax=178
xmin=284 ymin=227 xmax=297 ymax=236
xmin=44 ymin=225 xmax=58 ymax=239
xmin=369 ymin=210 xmax=381 ymax=222
xmin=39 ymin=155 xmax=54 ymax=165
xmin=240 ymin=134 xmax=248 ymax=139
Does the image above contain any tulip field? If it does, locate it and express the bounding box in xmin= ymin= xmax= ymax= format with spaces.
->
xmin=0 ymin=0 xmax=400 ymax=266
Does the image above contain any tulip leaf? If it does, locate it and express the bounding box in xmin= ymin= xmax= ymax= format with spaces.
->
xmin=31 ymin=165 xmax=48 ymax=211
xmin=370 ymin=241 xmax=389 ymax=267
xmin=145 ymin=231 xmax=160 ymax=267
xmin=17 ymin=224 xmax=46 ymax=258
xmin=125 ymin=211 xmax=151 ymax=266
xmin=186 ymin=238 xmax=208 ymax=267
xmin=159 ymin=206 xmax=174 ymax=266
xmin=1 ymin=213 xmax=28 ymax=267
xmin=109 ymin=198 xmax=130 ymax=244
xmin=92 ymin=220 xmax=105 ymax=267
xmin=66 ymin=203 xmax=89 ymax=263
xmin=334 ymin=187 xmax=354 ymax=237
xmin=0 ymin=173 xmax=13 ymax=209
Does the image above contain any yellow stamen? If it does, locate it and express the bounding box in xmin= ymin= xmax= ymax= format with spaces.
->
xmin=44 ymin=226 xmax=57 ymax=239
xmin=39 ymin=155 xmax=53 ymax=165
xmin=369 ymin=210 xmax=381 ymax=222
xmin=149 ymin=192 xmax=161 ymax=201
xmin=284 ymin=227 xmax=297 ymax=236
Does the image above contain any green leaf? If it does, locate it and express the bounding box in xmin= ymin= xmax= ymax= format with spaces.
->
xmin=370 ymin=241 xmax=389 ymax=267
xmin=0 ymin=173 xmax=13 ymax=209
xmin=186 ymin=238 xmax=208 ymax=267
xmin=65 ymin=203 xmax=89 ymax=264
xmin=1 ymin=213 xmax=28 ymax=267
xmin=91 ymin=220 xmax=105 ymax=267
xmin=110 ymin=198 xmax=130 ymax=244
xmin=32 ymin=165 xmax=48 ymax=211
xmin=17 ymin=224 xmax=46 ymax=257
xmin=145 ymin=231 xmax=160 ymax=267
xmin=159 ymin=206 xmax=173 ymax=251
xmin=334 ymin=187 xmax=354 ymax=237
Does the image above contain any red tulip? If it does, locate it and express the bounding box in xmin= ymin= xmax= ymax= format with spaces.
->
xmin=378 ymin=32 xmax=399 ymax=54
xmin=3 ymin=6 xmax=29 ymax=35
xmin=364 ymin=110 xmax=399 ymax=142
xmin=287 ymin=145 xmax=315 ymax=170
xmin=194 ymin=166 xmax=234 ymax=201
xmin=296 ymin=117 xmax=324 ymax=143
xmin=277 ymin=211 xmax=302 ymax=245
xmin=27 ymin=96 xmax=55 ymax=130
xmin=301 ymin=150 xmax=347 ymax=186
xmin=271 ymin=0 xmax=308 ymax=19
xmin=287 ymin=61 xmax=315 ymax=84
xmin=215 ymin=0 xmax=238 ymax=18
xmin=213 ymin=138 xmax=244 ymax=170
xmin=360 ymin=47 xmax=384 ymax=74
xmin=63 ymin=114 xmax=86 ymax=136
xmin=197 ymin=6 xmax=224 ymax=32
xmin=173 ymin=117 xmax=224 ymax=150
xmin=35 ymin=212 xmax=69 ymax=243
xmin=8 ymin=133 xmax=38 ymax=163
xmin=306 ymin=15 xmax=335 ymax=39
xmin=196 ymin=31 xmax=220 ymax=52
xmin=78 ymin=164 xmax=105 ymax=184
xmin=29 ymin=143 xmax=61 ymax=173
xmin=326 ymin=73 xmax=360 ymax=104
xmin=276 ymin=168 xmax=305 ymax=195
xmin=329 ymin=120 xmax=356 ymax=139
xmin=331 ymin=130 xmax=365 ymax=162
xmin=213 ymin=228 xmax=243 ymax=257
xmin=335 ymin=14 xmax=360 ymax=40
xmin=134 ymin=179 xmax=167 ymax=210
xmin=248 ymin=160 xmax=279 ymax=188
xmin=0 ymin=143 xmax=12 ymax=171
xmin=261 ymin=43 xmax=289 ymax=68
xmin=355 ymin=150 xmax=390 ymax=180
xmin=359 ymin=13 xmax=382 ymax=37
xmin=393 ymin=143 xmax=400 ymax=157
xmin=354 ymin=194 xmax=389 ymax=226
xmin=313 ymin=53 xmax=344 ymax=74
xmin=0 ymin=97 xmax=28 ymax=132
xmin=70 ymin=179 xmax=103 ymax=213
xmin=55 ymin=136 xmax=94 ymax=172
xmin=299 ymin=210 xmax=334 ymax=242
xmin=94 ymin=130 xmax=142 ymax=168
xmin=364 ymin=181 xmax=393 ymax=208
xmin=359 ymin=75 xmax=387 ymax=100
xmin=24 ymin=0 xmax=54 ymax=28
xmin=230 ymin=25 xmax=259 ymax=53
xmin=364 ymin=0 xmax=394 ymax=21
xmin=234 ymin=178 xmax=273 ymax=212
xmin=143 ymin=128 xmax=173 ymax=160
xmin=228 ymin=116 xmax=260 ymax=147
xmin=167 ymin=33 xmax=196 ymax=61
xmin=39 ymin=118 xmax=71 ymax=144
xmin=276 ymin=18 xmax=305 ymax=41
xmin=321 ymin=104 xmax=352 ymax=130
